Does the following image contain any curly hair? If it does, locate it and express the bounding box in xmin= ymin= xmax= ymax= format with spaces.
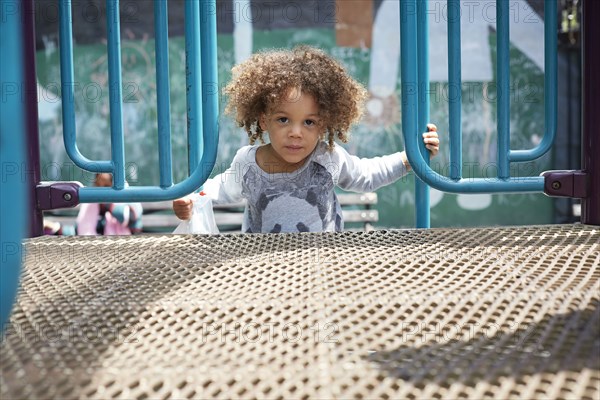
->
xmin=223 ymin=46 xmax=368 ymax=150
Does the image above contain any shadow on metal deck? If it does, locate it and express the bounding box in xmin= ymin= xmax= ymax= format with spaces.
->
xmin=1 ymin=224 xmax=598 ymax=399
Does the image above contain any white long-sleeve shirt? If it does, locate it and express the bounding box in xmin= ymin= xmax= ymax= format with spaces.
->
xmin=203 ymin=141 xmax=408 ymax=233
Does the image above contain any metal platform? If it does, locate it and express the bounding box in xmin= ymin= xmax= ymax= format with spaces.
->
xmin=1 ymin=224 xmax=598 ymax=399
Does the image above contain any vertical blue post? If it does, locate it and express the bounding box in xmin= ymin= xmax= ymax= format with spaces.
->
xmin=541 ymin=0 xmax=557 ymax=159
xmin=58 ymin=0 xmax=79 ymax=170
xmin=185 ymin=0 xmax=203 ymax=173
xmin=448 ymin=0 xmax=462 ymax=180
xmin=200 ymin=0 xmax=220 ymax=178
xmin=496 ymin=0 xmax=510 ymax=179
xmin=415 ymin=0 xmax=430 ymax=228
xmin=58 ymin=0 xmax=114 ymax=172
xmin=106 ymin=0 xmax=126 ymax=189
xmin=509 ymin=0 xmax=557 ymax=162
xmin=154 ymin=0 xmax=173 ymax=188
xmin=400 ymin=0 xmax=420 ymax=220
xmin=59 ymin=1 xmax=112 ymax=174
xmin=0 ymin=0 xmax=28 ymax=332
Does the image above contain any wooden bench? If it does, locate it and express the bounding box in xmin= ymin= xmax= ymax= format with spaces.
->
xmin=43 ymin=192 xmax=379 ymax=234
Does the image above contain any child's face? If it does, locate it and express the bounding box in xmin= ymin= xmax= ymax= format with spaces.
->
xmin=94 ymin=173 xmax=113 ymax=187
xmin=260 ymin=88 xmax=322 ymax=169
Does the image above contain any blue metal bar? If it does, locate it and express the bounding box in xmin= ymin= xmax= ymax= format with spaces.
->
xmin=58 ymin=0 xmax=112 ymax=173
xmin=200 ymin=0 xmax=220 ymax=184
xmin=509 ymin=0 xmax=557 ymax=162
xmin=79 ymin=0 xmax=220 ymax=202
xmin=400 ymin=0 xmax=420 ymax=177
xmin=496 ymin=0 xmax=510 ymax=179
xmin=0 ymin=0 xmax=28 ymax=331
xmin=186 ymin=0 xmax=203 ymax=173
xmin=448 ymin=0 xmax=462 ymax=180
xmin=400 ymin=0 xmax=545 ymax=194
xmin=154 ymin=0 xmax=173 ymax=189
xmin=78 ymin=170 xmax=217 ymax=202
xmin=106 ymin=0 xmax=126 ymax=189
xmin=415 ymin=0 xmax=430 ymax=228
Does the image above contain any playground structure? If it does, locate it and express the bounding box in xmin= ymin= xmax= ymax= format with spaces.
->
xmin=1 ymin=0 xmax=598 ymax=398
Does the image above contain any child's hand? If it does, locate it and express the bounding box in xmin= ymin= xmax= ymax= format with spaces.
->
xmin=423 ymin=123 xmax=439 ymax=157
xmin=173 ymin=197 xmax=193 ymax=220
xmin=400 ymin=123 xmax=440 ymax=170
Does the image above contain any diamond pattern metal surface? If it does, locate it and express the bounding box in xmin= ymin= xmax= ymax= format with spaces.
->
xmin=1 ymin=225 xmax=598 ymax=399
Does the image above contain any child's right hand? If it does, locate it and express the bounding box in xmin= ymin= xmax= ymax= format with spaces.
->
xmin=173 ymin=197 xmax=193 ymax=220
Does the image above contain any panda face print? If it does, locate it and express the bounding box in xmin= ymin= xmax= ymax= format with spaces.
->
xmin=242 ymin=158 xmax=340 ymax=233
xmin=261 ymin=195 xmax=323 ymax=233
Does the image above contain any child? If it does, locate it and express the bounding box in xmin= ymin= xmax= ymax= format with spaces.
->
xmin=173 ymin=46 xmax=439 ymax=233
xmin=77 ymin=173 xmax=144 ymax=235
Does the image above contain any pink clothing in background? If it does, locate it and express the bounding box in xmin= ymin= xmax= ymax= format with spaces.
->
xmin=76 ymin=203 xmax=133 ymax=236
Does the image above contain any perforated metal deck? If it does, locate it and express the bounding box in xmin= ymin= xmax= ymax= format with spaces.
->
xmin=1 ymin=224 xmax=599 ymax=399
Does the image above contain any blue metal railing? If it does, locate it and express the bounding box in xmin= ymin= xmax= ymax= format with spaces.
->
xmin=58 ymin=0 xmax=219 ymax=202
xmin=402 ymin=0 xmax=557 ymax=226
xmin=0 ymin=0 xmax=28 ymax=331
xmin=447 ymin=0 xmax=462 ymax=181
xmin=200 ymin=1 xmax=220 ymax=179
xmin=415 ymin=0 xmax=430 ymax=228
xmin=154 ymin=0 xmax=173 ymax=189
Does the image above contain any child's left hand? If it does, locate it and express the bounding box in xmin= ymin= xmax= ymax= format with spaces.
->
xmin=423 ymin=123 xmax=439 ymax=157
xmin=400 ymin=123 xmax=440 ymax=170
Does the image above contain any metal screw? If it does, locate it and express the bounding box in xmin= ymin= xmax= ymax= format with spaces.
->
xmin=63 ymin=193 xmax=72 ymax=201
xmin=552 ymin=181 xmax=561 ymax=190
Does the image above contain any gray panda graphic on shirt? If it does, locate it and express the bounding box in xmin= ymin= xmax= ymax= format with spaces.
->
xmin=242 ymin=161 xmax=343 ymax=233
xmin=203 ymin=141 xmax=408 ymax=233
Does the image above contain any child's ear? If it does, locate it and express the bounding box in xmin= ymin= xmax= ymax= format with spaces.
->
xmin=258 ymin=114 xmax=266 ymax=131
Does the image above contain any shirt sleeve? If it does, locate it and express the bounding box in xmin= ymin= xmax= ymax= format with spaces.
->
xmin=201 ymin=146 xmax=251 ymax=204
xmin=333 ymin=145 xmax=409 ymax=192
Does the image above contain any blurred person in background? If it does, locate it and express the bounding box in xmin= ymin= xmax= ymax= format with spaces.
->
xmin=76 ymin=173 xmax=143 ymax=235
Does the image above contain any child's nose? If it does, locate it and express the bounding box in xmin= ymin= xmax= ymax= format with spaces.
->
xmin=289 ymin=124 xmax=302 ymax=137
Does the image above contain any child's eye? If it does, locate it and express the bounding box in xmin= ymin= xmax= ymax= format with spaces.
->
xmin=277 ymin=117 xmax=288 ymax=124
xmin=305 ymin=120 xmax=316 ymax=126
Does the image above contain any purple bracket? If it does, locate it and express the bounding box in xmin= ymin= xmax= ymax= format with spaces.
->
xmin=542 ymin=170 xmax=589 ymax=198
xmin=36 ymin=182 xmax=82 ymax=210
